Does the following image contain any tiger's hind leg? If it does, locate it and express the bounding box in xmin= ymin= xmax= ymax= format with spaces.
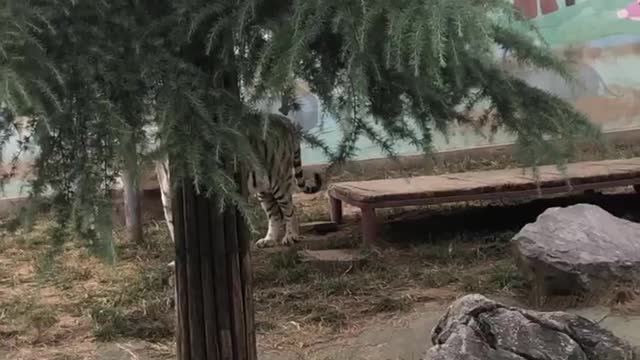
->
xmin=255 ymin=192 xmax=284 ymax=248
xmin=277 ymin=193 xmax=300 ymax=246
xmin=155 ymin=159 xmax=174 ymax=242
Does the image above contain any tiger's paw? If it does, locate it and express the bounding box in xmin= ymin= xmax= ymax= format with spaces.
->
xmin=256 ymin=237 xmax=277 ymax=248
xmin=281 ymin=234 xmax=301 ymax=246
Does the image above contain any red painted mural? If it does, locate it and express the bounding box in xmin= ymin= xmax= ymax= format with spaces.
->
xmin=514 ymin=0 xmax=576 ymax=19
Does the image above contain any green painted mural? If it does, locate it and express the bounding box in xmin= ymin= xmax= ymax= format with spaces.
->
xmin=291 ymin=0 xmax=640 ymax=165
xmin=505 ymin=0 xmax=640 ymax=136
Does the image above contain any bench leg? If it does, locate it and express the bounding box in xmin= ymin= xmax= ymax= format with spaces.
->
xmin=361 ymin=206 xmax=377 ymax=246
xmin=329 ymin=196 xmax=343 ymax=224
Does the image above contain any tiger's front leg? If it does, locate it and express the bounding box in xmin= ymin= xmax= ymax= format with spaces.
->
xmin=255 ymin=192 xmax=284 ymax=248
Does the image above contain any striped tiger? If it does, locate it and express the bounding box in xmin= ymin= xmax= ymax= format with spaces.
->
xmin=247 ymin=114 xmax=322 ymax=248
xmin=153 ymin=114 xmax=321 ymax=248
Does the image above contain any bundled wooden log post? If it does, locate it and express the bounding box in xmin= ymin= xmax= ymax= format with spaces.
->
xmin=173 ymin=178 xmax=257 ymax=360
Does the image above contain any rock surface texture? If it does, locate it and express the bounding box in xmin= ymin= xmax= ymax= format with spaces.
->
xmin=512 ymin=203 xmax=640 ymax=294
xmin=424 ymin=294 xmax=635 ymax=360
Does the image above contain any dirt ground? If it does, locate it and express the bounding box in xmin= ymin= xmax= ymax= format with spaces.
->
xmin=3 ymin=148 xmax=640 ymax=359
xmin=260 ymin=302 xmax=640 ymax=360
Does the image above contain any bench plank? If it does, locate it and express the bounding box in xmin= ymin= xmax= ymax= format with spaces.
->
xmin=327 ymin=158 xmax=640 ymax=246
xmin=329 ymin=158 xmax=640 ymax=205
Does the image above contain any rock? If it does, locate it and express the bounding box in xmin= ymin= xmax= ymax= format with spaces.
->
xmin=512 ymin=203 xmax=640 ymax=294
xmin=424 ymin=294 xmax=634 ymax=360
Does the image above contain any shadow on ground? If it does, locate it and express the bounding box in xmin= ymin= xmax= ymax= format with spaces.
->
xmin=382 ymin=190 xmax=640 ymax=245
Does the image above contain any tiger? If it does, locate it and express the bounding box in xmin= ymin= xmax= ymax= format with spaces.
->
xmin=247 ymin=113 xmax=322 ymax=248
xmin=152 ymin=113 xmax=322 ymax=248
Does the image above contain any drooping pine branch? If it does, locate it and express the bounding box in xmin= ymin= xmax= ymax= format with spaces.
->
xmin=0 ymin=0 xmax=602 ymax=254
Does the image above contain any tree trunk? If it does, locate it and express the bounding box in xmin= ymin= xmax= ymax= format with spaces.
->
xmin=173 ymin=27 xmax=255 ymax=358
xmin=173 ymin=176 xmax=257 ymax=360
xmin=122 ymin=157 xmax=144 ymax=244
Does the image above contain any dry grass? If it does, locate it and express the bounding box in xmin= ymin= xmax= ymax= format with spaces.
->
xmin=2 ymin=143 xmax=640 ymax=357
xmin=251 ymin=229 xmax=527 ymax=351
xmin=0 ymin=211 xmax=528 ymax=356
xmin=0 ymin=218 xmax=176 ymax=359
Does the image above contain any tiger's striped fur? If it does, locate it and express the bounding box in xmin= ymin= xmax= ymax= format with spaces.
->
xmin=247 ymin=114 xmax=322 ymax=248
xmin=155 ymin=158 xmax=173 ymax=243
xmin=153 ymin=114 xmax=321 ymax=248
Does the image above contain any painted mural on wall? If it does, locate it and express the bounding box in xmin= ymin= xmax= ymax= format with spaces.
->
xmin=506 ymin=0 xmax=640 ymax=133
xmin=293 ymin=0 xmax=640 ymax=165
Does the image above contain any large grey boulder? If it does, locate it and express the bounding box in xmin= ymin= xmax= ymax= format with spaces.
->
xmin=424 ymin=294 xmax=635 ymax=360
xmin=512 ymin=203 xmax=640 ymax=294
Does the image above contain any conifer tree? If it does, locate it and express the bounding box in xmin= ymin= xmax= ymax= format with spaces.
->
xmin=1 ymin=0 xmax=598 ymax=237
xmin=1 ymin=0 xmax=599 ymax=358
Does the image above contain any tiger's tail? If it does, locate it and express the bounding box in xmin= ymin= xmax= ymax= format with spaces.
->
xmin=293 ymin=142 xmax=322 ymax=194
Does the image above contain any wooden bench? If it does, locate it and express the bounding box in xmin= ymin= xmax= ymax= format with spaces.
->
xmin=327 ymin=158 xmax=640 ymax=245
